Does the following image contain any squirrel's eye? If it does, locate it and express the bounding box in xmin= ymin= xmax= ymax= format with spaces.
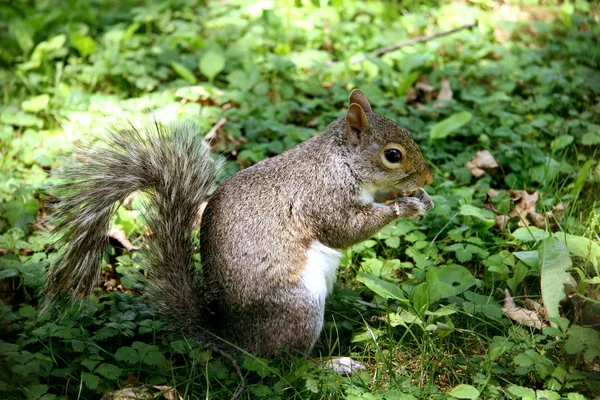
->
xmin=384 ymin=148 xmax=403 ymax=163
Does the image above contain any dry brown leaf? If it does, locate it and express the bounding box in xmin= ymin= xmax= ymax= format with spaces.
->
xmin=495 ymin=215 xmax=510 ymax=231
xmin=109 ymin=228 xmax=139 ymax=252
xmin=100 ymin=387 xmax=152 ymax=400
xmin=465 ymin=150 xmax=499 ymax=178
xmin=405 ymin=87 xmax=418 ymax=103
xmin=487 ymin=189 xmax=500 ymax=199
xmin=153 ymin=386 xmax=183 ymax=400
xmin=523 ymin=298 xmax=548 ymax=320
xmin=528 ymin=211 xmax=548 ymax=229
xmin=415 ymin=78 xmax=435 ymax=103
xmin=502 ymin=289 xmax=546 ymax=329
xmin=436 ymin=77 xmax=453 ymax=102
xmin=100 ymin=386 xmax=182 ymax=400
xmin=510 ymin=190 xmax=539 ymax=227
xmin=104 ymin=278 xmax=117 ymax=291
xmin=530 ymin=203 xmax=567 ymax=229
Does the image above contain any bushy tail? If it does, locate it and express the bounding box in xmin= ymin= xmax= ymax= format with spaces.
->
xmin=48 ymin=120 xmax=222 ymax=337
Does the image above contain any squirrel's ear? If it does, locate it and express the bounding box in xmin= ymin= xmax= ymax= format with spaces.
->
xmin=346 ymin=103 xmax=368 ymax=147
xmin=348 ymin=89 xmax=372 ymax=112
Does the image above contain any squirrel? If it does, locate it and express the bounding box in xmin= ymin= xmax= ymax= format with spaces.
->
xmin=48 ymin=89 xmax=434 ymax=363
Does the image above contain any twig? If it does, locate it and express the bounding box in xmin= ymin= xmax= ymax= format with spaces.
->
xmin=210 ymin=345 xmax=246 ymax=400
xmin=327 ymin=22 xmax=477 ymax=66
xmin=203 ymin=117 xmax=228 ymax=149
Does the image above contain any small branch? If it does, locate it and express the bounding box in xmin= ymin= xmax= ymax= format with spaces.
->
xmin=203 ymin=117 xmax=228 ymax=149
xmin=327 ymin=22 xmax=477 ymax=66
xmin=210 ymin=345 xmax=246 ymax=400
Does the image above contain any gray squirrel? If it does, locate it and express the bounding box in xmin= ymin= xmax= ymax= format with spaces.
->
xmin=48 ymin=89 xmax=433 ymax=365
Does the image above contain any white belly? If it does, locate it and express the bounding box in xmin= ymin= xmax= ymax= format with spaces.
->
xmin=301 ymin=241 xmax=342 ymax=342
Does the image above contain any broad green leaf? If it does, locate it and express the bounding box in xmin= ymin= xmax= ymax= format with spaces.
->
xmin=512 ymin=227 xmax=550 ymax=242
xmin=430 ymin=111 xmax=472 ymax=141
xmin=448 ymin=384 xmax=480 ymax=399
xmin=539 ymin=238 xmax=572 ymax=322
xmin=199 ymin=50 xmax=225 ymax=83
xmin=9 ymin=19 xmax=34 ymax=54
xmin=242 ymin=357 xmax=277 ymax=378
xmin=21 ymin=94 xmax=50 ymax=113
xmin=24 ymin=384 xmax=49 ymax=399
xmin=71 ymin=34 xmax=97 ymax=57
xmin=1 ymin=112 xmax=44 ymax=128
xmin=507 ymin=385 xmax=535 ymax=399
xmin=513 ymin=251 xmax=539 ymax=269
xmin=81 ymin=372 xmax=99 ymax=390
xmin=581 ymin=131 xmax=600 ymax=145
xmin=114 ymin=346 xmax=139 ymax=363
xmin=437 ymin=264 xmax=477 ymax=296
xmin=553 ymin=232 xmax=600 ymax=269
xmin=357 ymin=273 xmax=406 ymax=301
xmin=171 ymin=61 xmax=197 ymax=84
xmin=459 ymin=204 xmax=495 ymax=227
xmin=95 ymin=363 xmax=122 ymax=380
xmin=550 ymin=134 xmax=573 ymax=151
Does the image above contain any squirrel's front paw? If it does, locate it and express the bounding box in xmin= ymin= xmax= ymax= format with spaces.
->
xmin=393 ymin=188 xmax=434 ymax=219
xmin=413 ymin=188 xmax=434 ymax=213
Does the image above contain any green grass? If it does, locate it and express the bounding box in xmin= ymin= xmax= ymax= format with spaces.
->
xmin=1 ymin=0 xmax=599 ymax=399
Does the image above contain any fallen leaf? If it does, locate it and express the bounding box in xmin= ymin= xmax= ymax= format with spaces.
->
xmin=436 ymin=77 xmax=453 ymax=102
xmin=109 ymin=228 xmax=139 ymax=252
xmin=502 ymin=289 xmax=546 ymax=329
xmin=495 ymin=215 xmax=510 ymax=231
xmin=465 ymin=150 xmax=499 ymax=178
xmin=405 ymin=87 xmax=417 ymax=103
xmin=100 ymin=385 xmax=182 ymax=400
xmin=153 ymin=386 xmax=183 ymax=400
xmin=510 ymin=190 xmax=539 ymax=226
xmin=415 ymin=76 xmax=435 ymax=103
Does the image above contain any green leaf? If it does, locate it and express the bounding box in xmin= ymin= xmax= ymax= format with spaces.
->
xmin=553 ymin=232 xmax=600 ymax=268
xmin=581 ymin=130 xmax=600 ymax=145
xmin=199 ymin=50 xmax=226 ymax=83
xmin=459 ymin=204 xmax=495 ymax=226
xmin=70 ymin=34 xmax=97 ymax=57
xmin=114 ymin=346 xmax=139 ymax=363
xmin=9 ymin=19 xmax=34 ymax=54
xmin=507 ymin=385 xmax=535 ymax=399
xmin=430 ymin=111 xmax=472 ymax=141
xmin=437 ymin=264 xmax=477 ymax=295
xmin=81 ymin=372 xmax=99 ymax=390
xmin=550 ymin=134 xmax=573 ymax=151
xmin=95 ymin=363 xmax=122 ymax=380
xmin=1 ymin=112 xmax=44 ymax=128
xmin=539 ymin=238 xmax=572 ymax=322
xmin=448 ymin=384 xmax=480 ymax=399
xmin=242 ymin=357 xmax=277 ymax=378
xmin=512 ymin=227 xmax=550 ymax=242
xmin=250 ymin=384 xmax=273 ymax=397
xmin=357 ymin=273 xmax=406 ymax=301
xmin=513 ymin=251 xmax=539 ymax=269
xmin=21 ymin=95 xmax=50 ymax=113
xmin=171 ymin=61 xmax=197 ymax=84
xmin=24 ymin=384 xmax=49 ymax=399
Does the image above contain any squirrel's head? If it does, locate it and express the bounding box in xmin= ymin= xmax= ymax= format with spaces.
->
xmin=344 ymin=89 xmax=434 ymax=200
